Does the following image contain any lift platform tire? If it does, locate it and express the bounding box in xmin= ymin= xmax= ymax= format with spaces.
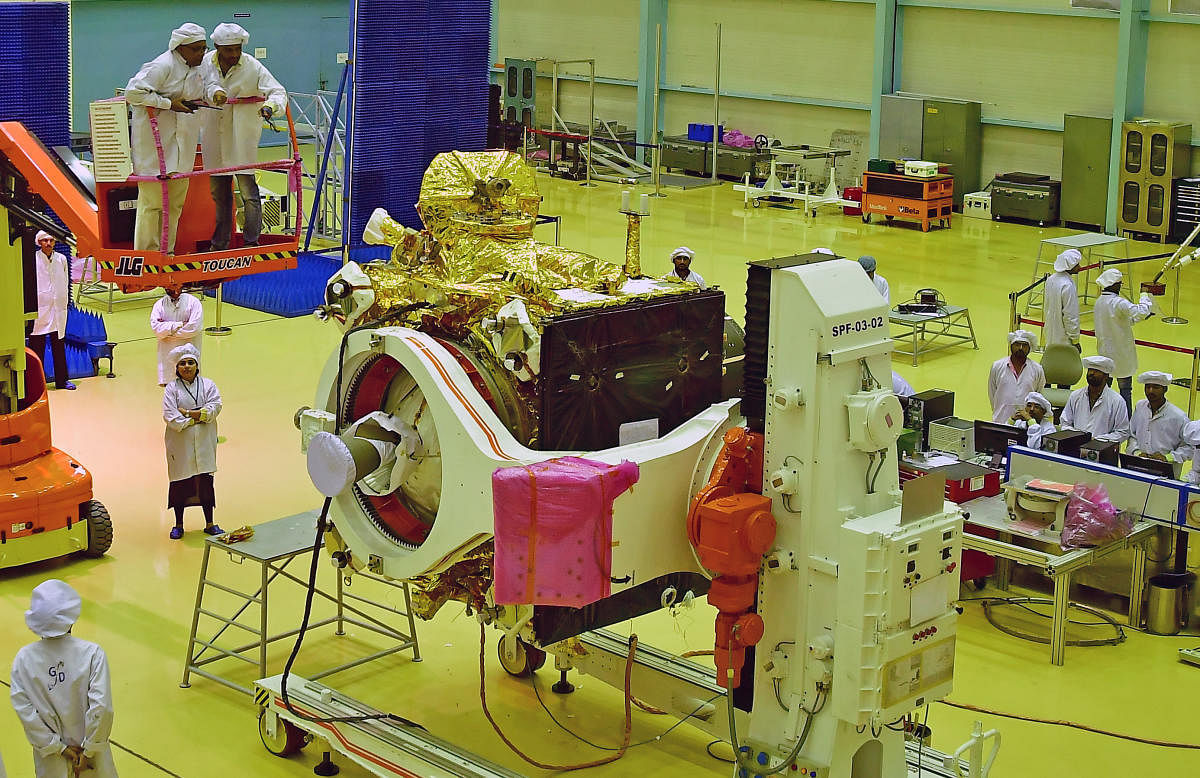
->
xmin=497 ymin=637 xmax=547 ymax=677
xmin=82 ymin=500 xmax=113 ymax=558
xmin=258 ymin=710 xmax=308 ymax=757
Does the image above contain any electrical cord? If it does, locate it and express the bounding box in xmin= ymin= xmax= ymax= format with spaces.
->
xmin=706 ymin=739 xmax=736 ymax=764
xmin=869 ymin=448 xmax=887 ymax=493
xmin=959 ymin=595 xmax=1125 ymax=631
xmin=937 ymin=699 xmax=1200 ymax=749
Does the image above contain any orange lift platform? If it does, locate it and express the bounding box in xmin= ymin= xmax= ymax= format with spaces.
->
xmin=0 ymin=98 xmax=303 ymax=293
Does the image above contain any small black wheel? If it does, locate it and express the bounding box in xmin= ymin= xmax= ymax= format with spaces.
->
xmin=885 ymin=215 xmax=894 ymax=221
xmin=862 ymin=213 xmax=871 ymax=223
xmin=81 ymin=500 xmax=113 ymax=558
xmin=258 ymin=710 xmax=307 ymax=757
xmin=811 ymin=210 xmax=817 ymax=218
xmin=1038 ymin=221 xmax=1045 ymax=227
xmin=751 ymin=198 xmax=760 ymax=208
xmin=497 ymin=637 xmax=546 ymax=677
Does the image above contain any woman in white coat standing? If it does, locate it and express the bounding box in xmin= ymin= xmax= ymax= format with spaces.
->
xmin=150 ymin=286 xmax=203 ymax=386
xmin=27 ymin=230 xmax=74 ymax=390
xmin=163 ymin=344 xmax=223 ymax=539
xmin=10 ymin=579 xmax=117 ymax=778
xmin=200 ymin=23 xmax=287 ymax=251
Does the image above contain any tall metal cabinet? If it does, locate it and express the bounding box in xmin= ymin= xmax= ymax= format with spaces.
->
xmin=879 ymin=93 xmax=982 ymax=208
xmin=1118 ymin=120 xmax=1191 ymax=241
xmin=1060 ymin=114 xmax=1112 ymax=229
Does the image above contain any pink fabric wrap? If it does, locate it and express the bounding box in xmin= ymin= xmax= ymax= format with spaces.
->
xmin=492 ymin=457 xmax=639 ymax=607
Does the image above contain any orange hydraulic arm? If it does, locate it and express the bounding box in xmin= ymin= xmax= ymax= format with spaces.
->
xmin=0 ymin=122 xmax=100 ymax=256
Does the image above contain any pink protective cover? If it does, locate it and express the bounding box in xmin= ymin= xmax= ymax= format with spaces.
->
xmin=492 ymin=457 xmax=640 ymax=607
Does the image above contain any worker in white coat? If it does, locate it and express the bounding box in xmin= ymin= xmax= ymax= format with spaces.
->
xmin=1009 ymin=391 xmax=1056 ymax=450
xmin=664 ymin=246 xmax=706 ymax=288
xmin=150 ymin=286 xmax=203 ymax=386
xmin=163 ymin=344 xmax=223 ymax=539
xmin=1061 ymin=355 xmax=1130 ymax=443
xmin=125 ymin=23 xmax=215 ymax=253
xmin=200 ymin=23 xmax=287 ymax=251
xmin=987 ymin=330 xmax=1045 ymax=423
xmin=10 ymin=579 xmax=117 ymax=778
xmin=27 ymin=231 xmax=74 ymax=390
xmin=858 ymin=255 xmax=890 ymax=306
xmin=891 ymin=371 xmax=914 ymax=398
xmin=1127 ymin=371 xmax=1191 ymax=462
xmin=1093 ymin=268 xmax=1155 ymax=414
xmin=1042 ymin=249 xmax=1081 ymax=350
xmin=1182 ymin=420 xmax=1200 ymax=485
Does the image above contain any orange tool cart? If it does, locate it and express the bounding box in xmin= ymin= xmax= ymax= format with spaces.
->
xmin=860 ymin=171 xmax=953 ymax=232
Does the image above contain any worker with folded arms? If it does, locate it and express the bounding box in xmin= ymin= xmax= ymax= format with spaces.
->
xmin=664 ymin=246 xmax=706 ymax=289
xmin=150 ymin=286 xmax=203 ymax=386
xmin=987 ymin=330 xmax=1045 ymax=424
xmin=1009 ymin=391 xmax=1056 ymax=450
xmin=1060 ymin=355 xmax=1130 ymax=443
xmin=125 ymin=23 xmax=222 ymax=254
xmin=858 ymin=255 xmax=889 ymax=306
xmin=1043 ymin=249 xmax=1081 ymax=350
xmin=163 ymin=344 xmax=224 ymax=539
xmin=1127 ymin=371 xmax=1191 ymax=462
xmin=10 ymin=579 xmax=117 ymax=778
xmin=200 ymin=23 xmax=288 ymax=251
xmin=1093 ymin=267 xmax=1155 ymax=414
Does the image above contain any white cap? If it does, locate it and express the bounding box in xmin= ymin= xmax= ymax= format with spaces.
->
xmin=211 ymin=22 xmax=249 ymax=46
xmin=25 ymin=580 xmax=81 ymax=638
xmin=1082 ymin=355 xmax=1116 ymax=375
xmin=670 ymin=246 xmax=695 ymax=260
xmin=1054 ymin=249 xmax=1082 ymax=273
xmin=170 ymin=22 xmax=207 ymax=49
xmin=811 ymin=247 xmax=835 ymax=255
xmin=169 ymin=342 xmax=200 ymax=368
xmin=35 ymin=230 xmax=53 ymax=243
xmin=1007 ymin=330 xmax=1036 ymax=346
xmin=1137 ymin=370 xmax=1173 ymax=386
xmin=1025 ymin=392 xmax=1052 ymax=413
xmin=1096 ymin=268 xmax=1123 ymax=288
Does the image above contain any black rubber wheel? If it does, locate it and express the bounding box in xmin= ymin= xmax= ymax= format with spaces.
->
xmin=862 ymin=213 xmax=871 ymax=223
xmin=259 ymin=710 xmax=307 ymax=757
xmin=885 ymin=215 xmax=894 ymax=221
xmin=81 ymin=500 xmax=113 ymax=558
xmin=497 ymin=637 xmax=547 ymax=677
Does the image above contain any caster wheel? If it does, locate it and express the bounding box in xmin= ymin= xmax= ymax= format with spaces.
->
xmin=862 ymin=214 xmax=871 ymax=223
xmin=811 ymin=210 xmax=817 ymax=218
xmin=885 ymin=215 xmax=894 ymax=222
xmin=259 ymin=710 xmax=308 ymax=757
xmin=751 ymin=199 xmax=760 ymax=208
xmin=497 ymin=637 xmax=546 ymax=677
xmin=1038 ymin=221 xmax=1045 ymax=227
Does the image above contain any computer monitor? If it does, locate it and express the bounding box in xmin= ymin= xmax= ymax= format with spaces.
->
xmin=973 ymin=420 xmax=1028 ymax=460
xmin=1119 ymin=453 xmax=1176 ymax=479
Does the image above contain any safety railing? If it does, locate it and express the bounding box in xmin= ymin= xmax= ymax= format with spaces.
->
xmin=134 ymin=98 xmax=303 ymax=255
xmin=289 ymin=89 xmax=345 ymax=244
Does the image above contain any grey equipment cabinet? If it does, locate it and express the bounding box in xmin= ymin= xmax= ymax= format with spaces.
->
xmin=879 ymin=93 xmax=982 ymax=209
xmin=1060 ymin=114 xmax=1112 ymax=229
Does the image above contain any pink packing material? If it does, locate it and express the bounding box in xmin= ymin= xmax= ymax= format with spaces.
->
xmin=493 ymin=457 xmax=639 ymax=607
xmin=1062 ymin=482 xmax=1133 ymax=549
xmin=722 ymin=129 xmax=756 ymax=149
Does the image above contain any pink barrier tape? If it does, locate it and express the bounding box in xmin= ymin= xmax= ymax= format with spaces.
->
xmin=1017 ymin=316 xmax=1197 ymax=355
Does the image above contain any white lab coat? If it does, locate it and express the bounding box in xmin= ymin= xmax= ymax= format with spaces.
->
xmin=891 ymin=371 xmax=914 ymax=397
xmin=163 ymin=375 xmax=221 ymax=482
xmin=1093 ymin=291 xmax=1154 ymax=378
xmin=987 ymin=357 xmax=1046 ymax=424
xmin=31 ymin=250 xmax=69 ymax=338
xmin=125 ymin=49 xmax=211 ymax=176
xmin=10 ymin=636 xmax=117 ymax=778
xmin=1042 ymin=271 xmax=1079 ymax=347
xmin=1014 ymin=418 xmax=1056 ymax=451
xmin=150 ymin=294 xmax=203 ymax=384
xmin=1128 ymin=399 xmax=1191 ymax=460
xmin=873 ymin=274 xmax=890 ymax=307
xmin=199 ymin=51 xmax=287 ymax=174
xmin=1061 ymin=386 xmax=1130 ymax=443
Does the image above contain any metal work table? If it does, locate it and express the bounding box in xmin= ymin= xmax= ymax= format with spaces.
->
xmin=181 ymin=510 xmax=421 ymax=695
xmin=1027 ymin=232 xmax=1129 ymax=313
xmin=889 ymin=304 xmax=978 ymax=366
xmin=733 ymin=144 xmax=854 ymax=215
xmin=959 ymin=495 xmax=1158 ymax=666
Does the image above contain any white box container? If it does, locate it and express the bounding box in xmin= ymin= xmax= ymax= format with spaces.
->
xmin=904 ymin=160 xmax=939 ymax=178
xmin=963 ymin=191 xmax=992 ymax=220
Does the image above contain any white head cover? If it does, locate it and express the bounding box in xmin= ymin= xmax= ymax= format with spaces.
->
xmin=1184 ymin=419 xmax=1200 ymax=447
xmin=211 ymin=22 xmax=249 ymax=46
xmin=1007 ymin=330 xmax=1036 ymax=346
xmin=812 ymin=247 xmax=835 ymax=255
xmin=25 ymin=579 xmax=81 ymax=638
xmin=670 ymin=246 xmax=694 ymax=260
xmin=35 ymin=230 xmax=53 ymax=243
xmin=1082 ymin=355 xmax=1115 ymax=375
xmin=1137 ymin=370 xmax=1173 ymax=386
xmin=1096 ymin=268 xmax=1123 ymax=288
xmin=1054 ymin=249 xmax=1082 ymax=273
xmin=170 ymin=22 xmax=207 ymax=49
xmin=1024 ymin=392 xmax=1052 ymax=413
xmin=169 ymin=342 xmax=200 ymax=368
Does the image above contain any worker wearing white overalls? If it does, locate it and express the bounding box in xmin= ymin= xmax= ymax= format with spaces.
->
xmin=124 ymin=23 xmax=214 ymax=253
xmin=199 ymin=23 xmax=288 ymax=251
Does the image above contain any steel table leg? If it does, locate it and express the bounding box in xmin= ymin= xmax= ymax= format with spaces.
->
xmin=260 ymin=561 xmax=270 ymax=680
xmin=1050 ymin=572 xmax=1072 ymax=666
xmin=1128 ymin=540 xmax=1148 ymax=629
xmin=180 ymin=543 xmax=213 ymax=688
